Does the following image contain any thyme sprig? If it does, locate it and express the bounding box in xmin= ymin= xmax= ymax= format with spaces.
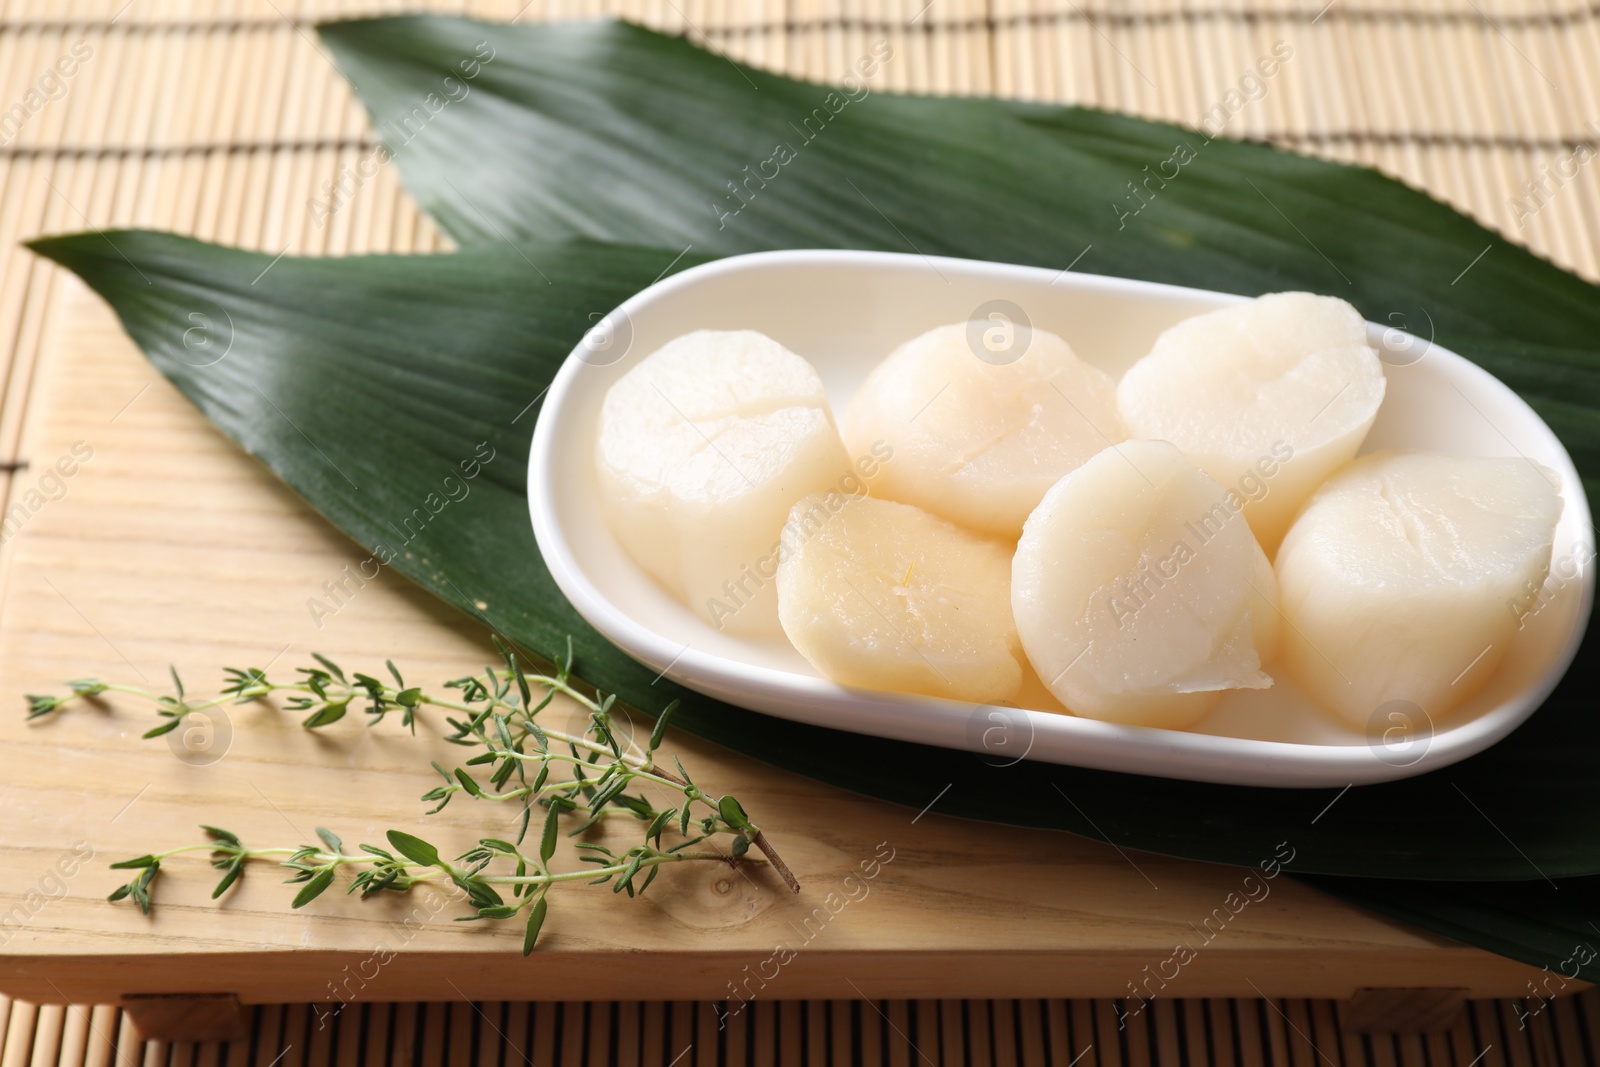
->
xmin=39 ymin=638 xmax=798 ymax=953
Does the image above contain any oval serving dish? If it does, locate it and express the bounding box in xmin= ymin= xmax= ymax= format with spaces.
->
xmin=529 ymin=250 xmax=1593 ymax=787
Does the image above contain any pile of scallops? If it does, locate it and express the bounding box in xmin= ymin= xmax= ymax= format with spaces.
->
xmin=594 ymin=293 xmax=1563 ymax=733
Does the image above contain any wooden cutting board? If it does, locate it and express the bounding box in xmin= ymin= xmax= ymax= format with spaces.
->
xmin=0 ymin=284 xmax=1551 ymax=1030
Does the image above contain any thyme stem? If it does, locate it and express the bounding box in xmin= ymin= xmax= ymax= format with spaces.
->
xmin=36 ymin=637 xmax=799 ymax=950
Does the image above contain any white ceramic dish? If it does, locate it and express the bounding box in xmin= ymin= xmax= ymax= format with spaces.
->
xmin=528 ymin=250 xmax=1593 ymax=787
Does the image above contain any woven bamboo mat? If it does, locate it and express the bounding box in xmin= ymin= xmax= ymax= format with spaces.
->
xmin=1 ymin=0 xmax=1597 ymax=1063
xmin=5 ymin=995 xmax=1600 ymax=1067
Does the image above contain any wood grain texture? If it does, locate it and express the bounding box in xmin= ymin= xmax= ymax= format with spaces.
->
xmin=1339 ymin=988 xmax=1469 ymax=1034
xmin=120 ymin=995 xmax=247 ymax=1044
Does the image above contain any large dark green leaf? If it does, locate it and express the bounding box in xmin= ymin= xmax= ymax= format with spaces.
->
xmin=320 ymin=17 xmax=1600 ymax=351
xmin=1302 ymin=873 xmax=1600 ymax=987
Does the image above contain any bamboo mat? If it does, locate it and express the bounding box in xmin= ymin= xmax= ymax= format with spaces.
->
xmin=5 ymin=994 xmax=1600 ymax=1067
xmin=1 ymin=0 xmax=1597 ymax=1063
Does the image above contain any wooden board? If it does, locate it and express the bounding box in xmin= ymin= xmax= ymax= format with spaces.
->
xmin=0 ymin=284 xmax=1555 ymax=1011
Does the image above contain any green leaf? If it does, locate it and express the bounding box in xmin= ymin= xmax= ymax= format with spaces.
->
xmin=614 ymin=855 xmax=643 ymax=895
xmin=112 ymin=862 xmax=160 ymax=915
xmin=320 ymin=19 xmax=1600 ymax=360
xmin=495 ymin=635 xmax=534 ymax=711
xmin=565 ymin=811 xmax=605 ymax=838
xmin=1304 ymin=873 xmax=1600 ymax=982
xmin=109 ymin=855 xmax=157 ymax=870
xmin=672 ymin=757 xmax=695 ymax=791
xmin=457 ymin=875 xmax=505 ymax=910
xmin=523 ymin=895 xmax=548 ymax=955
xmin=311 ymin=652 xmax=347 ymax=683
xmin=717 ymin=795 xmax=750 ymax=831
xmin=490 ymin=758 xmax=517 ymax=789
xmin=454 ymin=768 xmax=484 ymax=797
xmin=303 ymin=701 xmax=348 ymax=728
xmin=202 ymin=825 xmax=241 ymax=847
xmin=25 ymin=694 xmax=62 ymax=719
xmin=611 ymin=793 xmax=653 ymax=819
xmin=141 ymin=717 xmax=182 ymax=740
xmin=385 ymin=830 xmax=440 ymax=867
xmin=587 ymin=773 xmax=629 ymax=813
xmin=291 ymin=866 xmax=337 ymax=908
xmin=316 ymin=827 xmax=344 ymax=854
xmin=211 ymin=859 xmax=244 ymax=899
xmin=540 ymin=805 xmax=559 ymax=865
xmin=648 ymin=700 xmax=677 ymax=755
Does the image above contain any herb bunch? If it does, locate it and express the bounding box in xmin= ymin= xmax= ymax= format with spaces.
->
xmin=32 ymin=638 xmax=796 ymax=954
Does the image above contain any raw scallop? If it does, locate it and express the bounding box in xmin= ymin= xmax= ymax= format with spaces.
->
xmin=595 ymin=330 xmax=850 ymax=634
xmin=776 ymin=493 xmax=1023 ymax=703
xmin=1012 ymin=440 xmax=1280 ymax=729
xmin=1116 ymin=292 xmax=1385 ymax=553
xmin=843 ymin=322 xmax=1123 ymax=538
xmin=1275 ymin=450 xmax=1562 ymax=727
